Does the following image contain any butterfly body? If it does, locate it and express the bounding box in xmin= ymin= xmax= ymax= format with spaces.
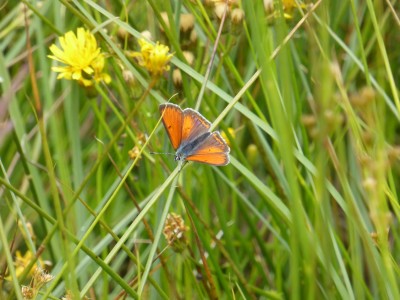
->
xmin=159 ymin=103 xmax=230 ymax=166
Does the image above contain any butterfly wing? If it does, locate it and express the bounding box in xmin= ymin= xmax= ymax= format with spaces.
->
xmin=159 ymin=103 xmax=183 ymax=150
xmin=181 ymin=108 xmax=211 ymax=146
xmin=185 ymin=131 xmax=230 ymax=166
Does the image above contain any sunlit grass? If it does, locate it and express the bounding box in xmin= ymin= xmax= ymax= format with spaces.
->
xmin=1 ymin=0 xmax=399 ymax=299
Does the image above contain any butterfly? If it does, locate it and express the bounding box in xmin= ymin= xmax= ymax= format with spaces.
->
xmin=159 ymin=103 xmax=230 ymax=166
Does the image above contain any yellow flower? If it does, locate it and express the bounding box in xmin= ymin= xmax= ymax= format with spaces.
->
xmin=221 ymin=127 xmax=235 ymax=148
xmin=6 ymin=250 xmax=43 ymax=280
xmin=265 ymin=0 xmax=306 ymax=19
xmin=283 ymin=0 xmax=304 ymax=10
xmin=130 ymin=39 xmax=173 ymax=77
xmin=48 ymin=27 xmax=111 ymax=86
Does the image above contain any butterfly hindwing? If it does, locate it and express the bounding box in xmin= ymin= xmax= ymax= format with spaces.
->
xmin=189 ymin=131 xmax=230 ymax=154
xmin=185 ymin=152 xmax=230 ymax=166
xmin=159 ymin=103 xmax=183 ymax=150
xmin=185 ymin=132 xmax=230 ymax=166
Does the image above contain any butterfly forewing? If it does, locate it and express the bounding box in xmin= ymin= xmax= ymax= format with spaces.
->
xmin=181 ymin=109 xmax=211 ymax=145
xmin=159 ymin=104 xmax=183 ymax=150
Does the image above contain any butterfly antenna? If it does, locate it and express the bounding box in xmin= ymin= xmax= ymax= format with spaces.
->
xmin=149 ymin=151 xmax=175 ymax=156
xmin=195 ymin=0 xmax=229 ymax=111
xmin=166 ymin=92 xmax=179 ymax=104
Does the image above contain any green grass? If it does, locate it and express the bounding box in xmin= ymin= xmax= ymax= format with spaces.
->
xmin=1 ymin=0 xmax=400 ymax=299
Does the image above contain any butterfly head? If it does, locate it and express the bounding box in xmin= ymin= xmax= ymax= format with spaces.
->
xmin=174 ymin=153 xmax=184 ymax=162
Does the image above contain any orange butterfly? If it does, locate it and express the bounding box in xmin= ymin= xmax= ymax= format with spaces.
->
xmin=159 ymin=103 xmax=230 ymax=166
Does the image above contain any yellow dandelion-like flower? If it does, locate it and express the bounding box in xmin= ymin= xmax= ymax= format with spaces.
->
xmin=282 ymin=0 xmax=302 ymax=10
xmin=282 ymin=0 xmax=307 ymax=18
xmin=130 ymin=39 xmax=173 ymax=77
xmin=14 ymin=250 xmax=36 ymax=277
xmin=265 ymin=0 xmax=306 ymax=19
xmin=6 ymin=250 xmax=43 ymax=280
xmin=48 ymin=27 xmax=111 ymax=86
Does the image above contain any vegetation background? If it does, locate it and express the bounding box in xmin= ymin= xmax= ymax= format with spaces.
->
xmin=1 ymin=0 xmax=399 ymax=299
